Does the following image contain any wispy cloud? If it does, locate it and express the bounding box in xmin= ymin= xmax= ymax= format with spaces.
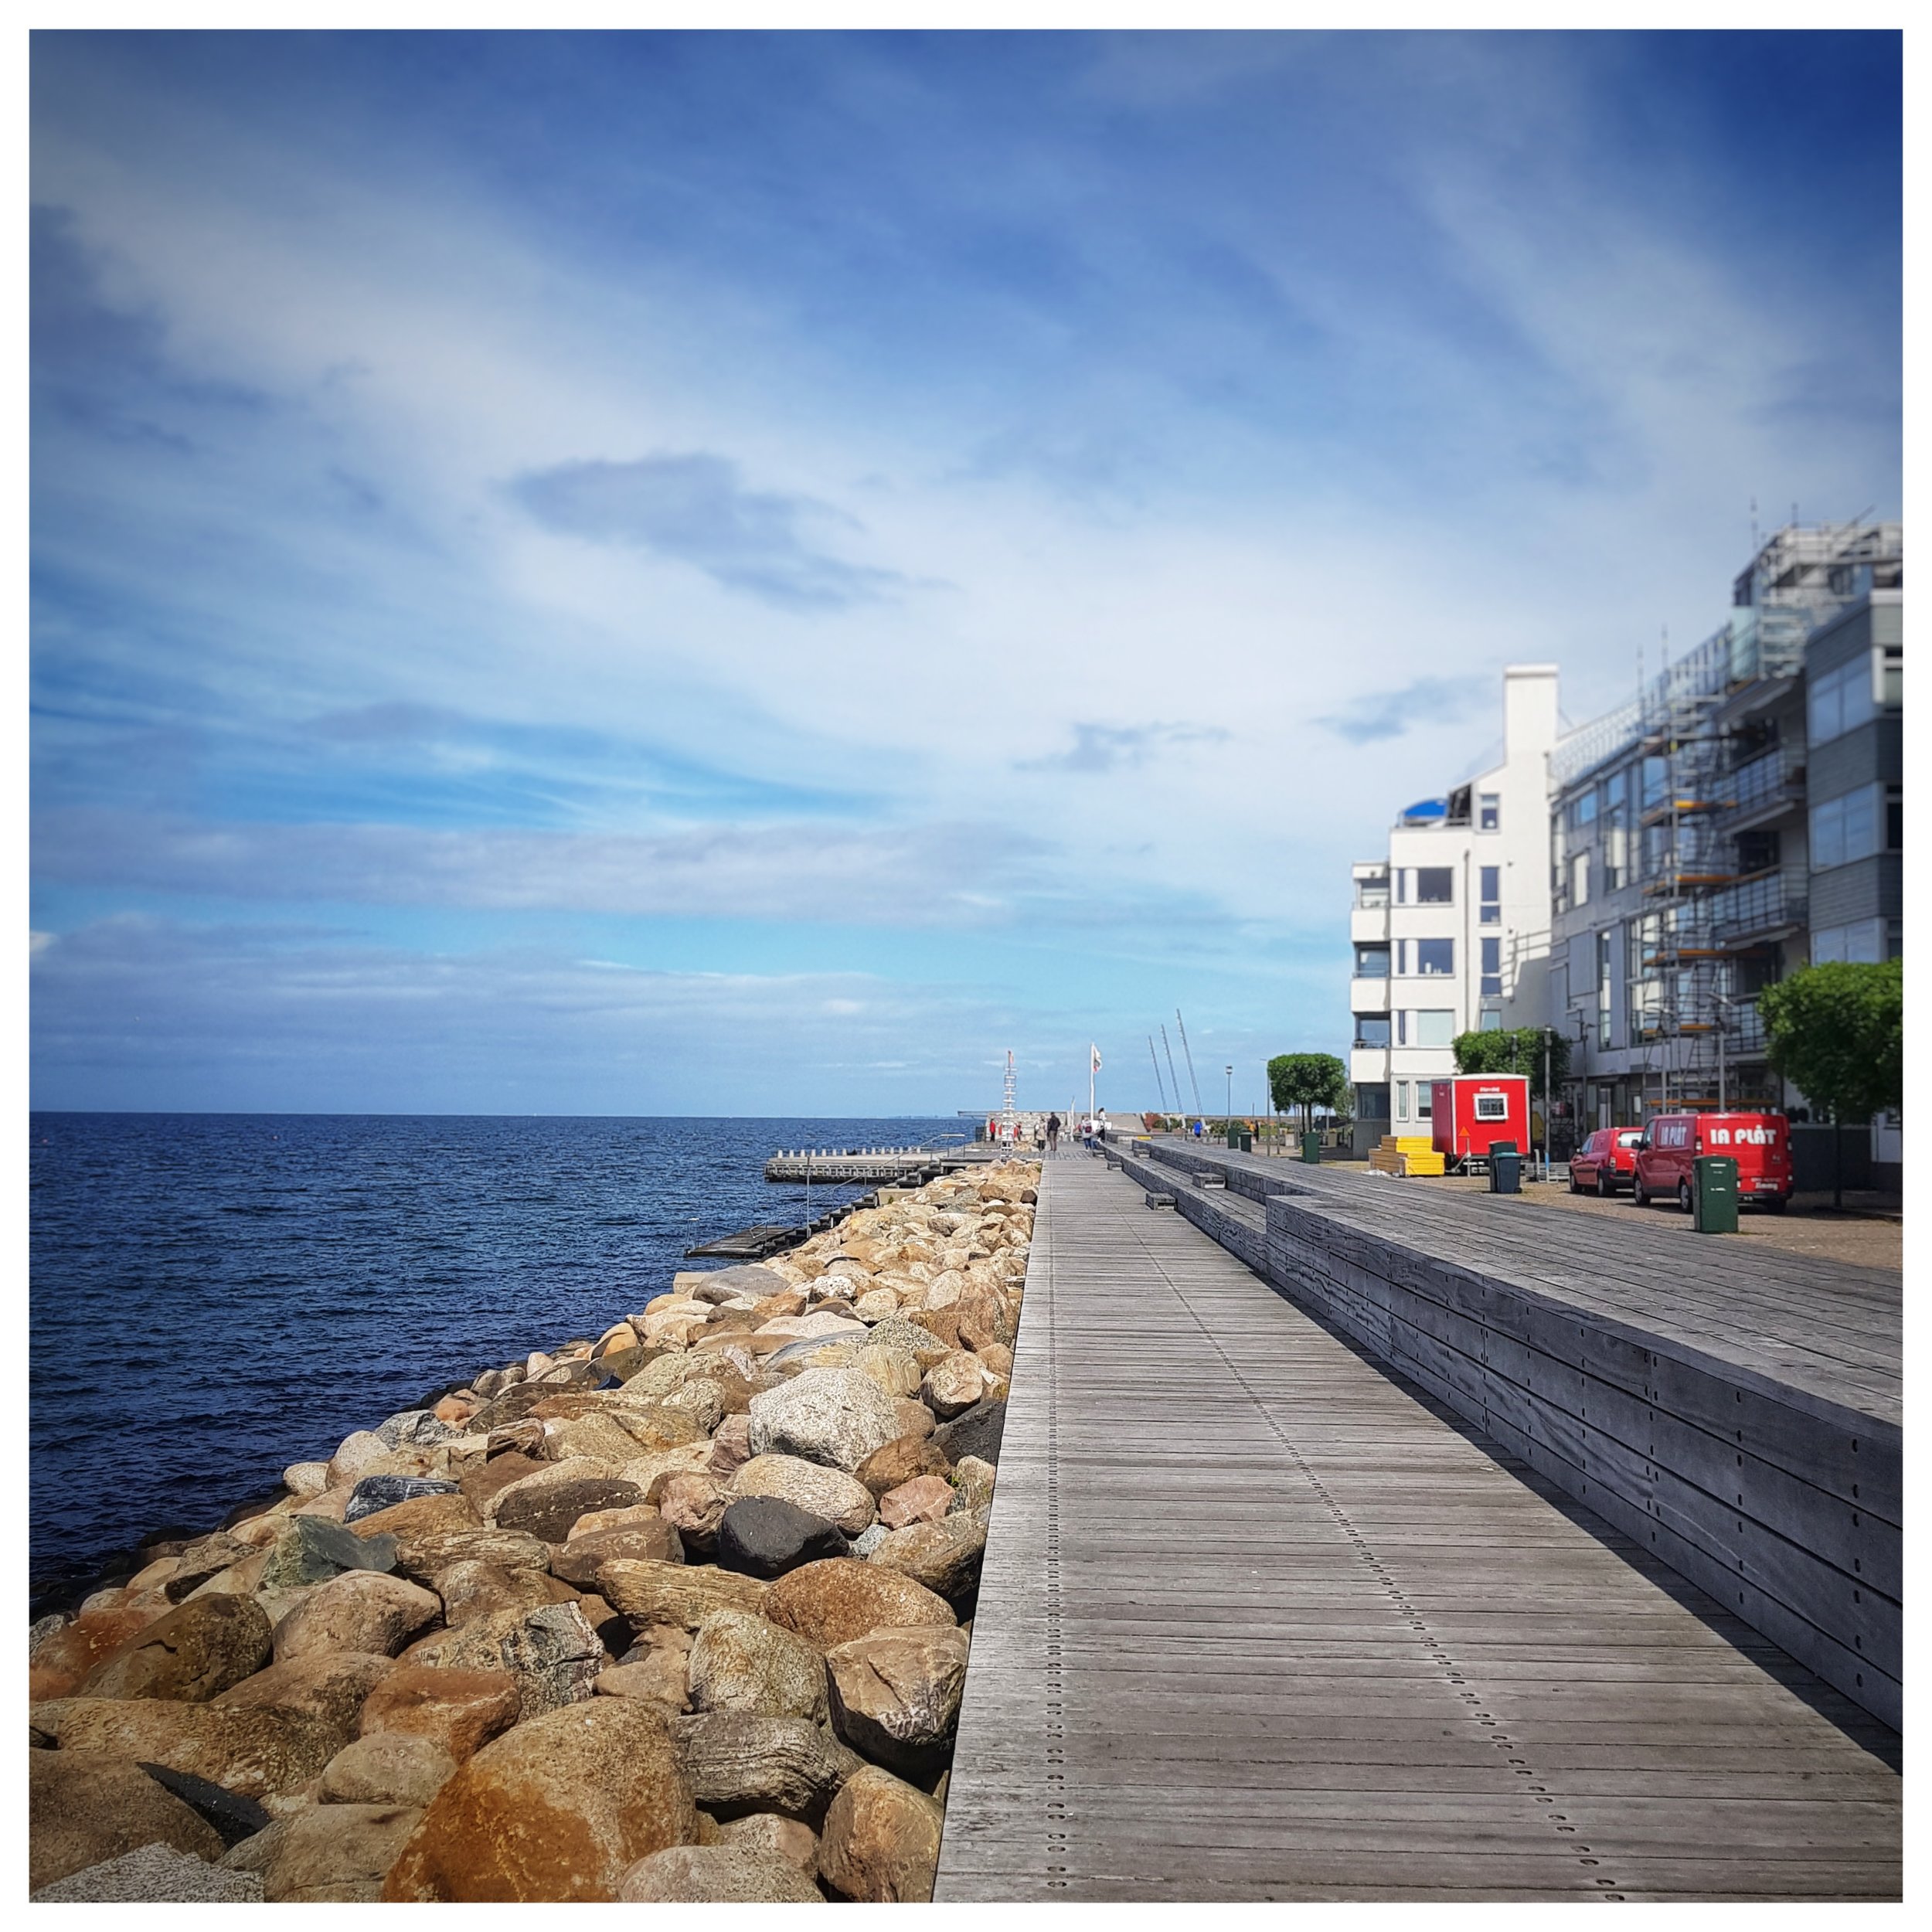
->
xmin=508 ymin=454 xmax=910 ymax=612
xmin=1314 ymin=678 xmax=1485 ymax=746
xmin=1018 ymin=722 xmax=1230 ymax=774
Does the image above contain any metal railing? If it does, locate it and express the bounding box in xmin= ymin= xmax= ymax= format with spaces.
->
xmin=1709 ymin=872 xmax=1806 ymax=946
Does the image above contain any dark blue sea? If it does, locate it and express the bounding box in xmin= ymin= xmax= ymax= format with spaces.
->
xmin=29 ymin=1113 xmax=964 ymax=1604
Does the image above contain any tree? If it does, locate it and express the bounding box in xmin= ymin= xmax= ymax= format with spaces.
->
xmin=1268 ymin=1053 xmax=1349 ymax=1133
xmin=1757 ymin=959 xmax=1903 ymax=1210
xmin=1452 ymin=1026 xmax=1569 ymax=1098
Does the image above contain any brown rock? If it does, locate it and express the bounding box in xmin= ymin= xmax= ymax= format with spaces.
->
xmin=855 ymin=1434 xmax=954 ymax=1502
xmin=214 ymin=1649 xmax=397 ymax=1747
xmin=541 ymin=1413 xmax=658 ymax=1466
xmin=457 ymin=1449 xmax=546 ymax=1514
xmin=383 ymin=1696 xmax=699 ymax=1901
xmin=671 ymin=1712 xmax=862 ymax=1822
xmin=973 ymin=1342 xmax=1014 ymax=1379
xmin=618 ymin=1842 xmax=825 ymax=1902
xmin=594 ymin=1654 xmax=689 ymax=1708
xmin=318 ymin=1731 xmax=458 ymax=1808
xmin=921 ymin=1350 xmax=986 ymax=1418
xmin=867 ymin=1515 xmax=985 ymax=1601
xmin=32 ymin=1696 xmax=339 ymax=1799
xmin=568 ymin=1502 xmax=667 ymax=1540
xmin=716 ymin=1810 xmax=819 ymax=1872
xmin=817 ymin=1764 xmax=943 ymax=1902
xmin=29 ymin=1603 xmax=172 ymax=1701
xmin=392 ymin=1524 xmax=551 ymax=1587
xmin=878 ymin=1474 xmax=955 ymax=1529
xmin=824 ymin=1625 xmax=970 ymax=1772
xmin=325 ymin=1430 xmax=393 ymax=1490
xmin=262 ymin=1800 xmax=423 ymax=1902
xmin=80 ymin=1593 xmax=274 ymax=1702
xmin=357 ymin=1665 xmax=521 ymax=1762
xmin=346 ymin=1489 xmax=481 ymax=1557
xmin=657 ymin=1473 xmax=730 ymax=1553
xmin=752 ymin=1289 xmax=809 ymax=1321
xmin=163 ymin=1531 xmax=256 ymax=1601
xmin=607 ymin=1401 xmax=711 ymax=1451
xmin=950 ymin=1454 xmax=996 ymax=1513
xmin=763 ymin=1560 xmax=955 ymax=1651
xmin=956 ymin=1290 xmax=1018 ymax=1353
xmin=731 ymin=1454 xmax=876 ymax=1536
xmin=398 ymin=1601 xmax=603 ymax=1719
xmin=29 ymin=1748 xmax=225 ymax=1889
xmin=273 ymin=1571 xmax=440 ymax=1663
xmin=906 ymin=1306 xmax=960 ymax=1350
xmin=553 ymin=1519 xmax=685 ymax=1587
xmin=577 ymin=1591 xmax=630 ymax=1654
xmin=629 ymin=1442 xmax=723 ymax=1496
xmin=687 ymin=1609 xmax=827 ymax=1721
xmin=437 ymin=1559 xmax=576 ymax=1627
xmin=708 ymin=1413 xmax=755 ymax=1479
xmin=434 ymin=1393 xmax=478 ymax=1425
xmin=493 ymin=1469 xmax=644 ymax=1543
xmin=596 ymin=1558 xmax=770 ymax=1634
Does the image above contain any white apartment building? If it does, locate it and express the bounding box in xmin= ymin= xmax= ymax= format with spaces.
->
xmin=1346 ymin=665 xmax=1558 ymax=1154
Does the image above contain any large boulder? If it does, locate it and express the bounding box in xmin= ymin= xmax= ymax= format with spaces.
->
xmin=495 ymin=1472 xmax=645 ymax=1544
xmin=656 ymin=1473 xmax=730 ymax=1553
xmin=260 ymin=1801 xmax=423 ymax=1902
xmin=671 ymin=1712 xmax=862 ymax=1822
xmin=436 ymin=1559 xmax=575 ymax=1627
xmin=318 ymin=1731 xmax=458 ymax=1808
xmin=879 ymin=1475 xmax=955 ymax=1529
xmin=260 ymin=1515 xmax=398 ymax=1591
xmin=763 ymin=1560 xmax=956 ymax=1652
xmin=825 ymin=1626 xmax=970 ymax=1774
xmin=747 ymin=1369 xmax=900 ymax=1473
xmin=29 ymin=1603 xmax=173 ymax=1700
xmin=398 ymin=1600 xmax=604 ymax=1719
xmin=716 ymin=1498 xmax=849 ymax=1580
xmin=731 ymin=1454 xmax=876 ymax=1536
xmin=272 ymin=1571 xmax=440 ymax=1663
xmin=818 ymin=1764 xmax=943 ymax=1902
xmin=163 ymin=1531 xmax=257 ymax=1601
xmin=932 ymin=1397 xmax=1006 ymax=1467
xmin=34 ymin=1842 xmax=263 ymax=1903
xmin=383 ymin=1696 xmax=699 ymax=1900
xmin=708 ymin=1414 xmax=755 ymax=1479
xmin=344 ymin=1476 xmax=463 ymax=1526
xmin=81 ymin=1594 xmax=274 ymax=1702
xmin=854 ymin=1434 xmax=953 ymax=1502
xmin=29 ymin=1749 xmax=225 ymax=1889
xmin=552 ymin=1519 xmax=685 ymax=1587
xmin=31 ymin=1697 xmax=339 ymax=1800
xmin=921 ymin=1351 xmax=988 ymax=1418
xmin=387 ymin=1525 xmax=548 ymax=1589
xmin=213 ymin=1649 xmax=397 ymax=1747
xmin=356 ymin=1665 xmax=521 ymax=1762
xmin=867 ymin=1515 xmax=985 ymax=1601
xmin=136 ymin=1761 xmax=274 ymax=1848
xmin=715 ymin=1810 xmax=819 ymax=1872
xmin=686 ymin=1609 xmax=827 ymax=1721
xmin=618 ymin=1843 xmax=825 ymax=1902
xmin=595 ymin=1559 xmax=769 ymax=1634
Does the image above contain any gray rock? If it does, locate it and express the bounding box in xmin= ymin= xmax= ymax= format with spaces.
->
xmin=29 ymin=1611 xmax=67 ymax=1658
xmin=849 ymin=1524 xmax=889 ymax=1559
xmin=32 ymin=1843 xmax=264 ymax=1903
xmin=376 ymin=1409 xmax=464 ymax=1449
xmin=932 ymin=1397 xmax=1006 ymax=1468
xmin=618 ymin=1843 xmax=825 ymax=1902
xmin=748 ymin=1368 xmax=902 ymax=1473
xmin=692 ymin=1264 xmax=792 ymax=1302
xmin=716 ymin=1498 xmax=848 ymax=1580
xmin=672 ymin=1712 xmax=864 ymax=1822
xmin=344 ymin=1475 xmax=461 ymax=1524
xmin=260 ymin=1514 xmax=399 ymax=1590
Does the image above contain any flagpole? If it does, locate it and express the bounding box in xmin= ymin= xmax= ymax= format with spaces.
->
xmin=1088 ymin=1045 xmax=1094 ymax=1137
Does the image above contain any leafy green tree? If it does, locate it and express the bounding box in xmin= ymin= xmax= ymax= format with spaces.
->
xmin=1452 ymin=1026 xmax=1569 ymax=1098
xmin=1758 ymin=959 xmax=1903 ymax=1209
xmin=1268 ymin=1053 xmax=1349 ymax=1133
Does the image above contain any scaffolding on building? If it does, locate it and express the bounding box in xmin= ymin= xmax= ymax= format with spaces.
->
xmin=1554 ymin=522 xmax=1903 ymax=1114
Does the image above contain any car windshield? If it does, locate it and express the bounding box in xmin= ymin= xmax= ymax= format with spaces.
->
xmin=1616 ymin=1131 xmax=1643 ymax=1146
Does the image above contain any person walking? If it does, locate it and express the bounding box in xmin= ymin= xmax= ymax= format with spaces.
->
xmin=1046 ymin=1111 xmax=1060 ymax=1155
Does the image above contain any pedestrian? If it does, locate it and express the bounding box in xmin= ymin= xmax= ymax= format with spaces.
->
xmin=1046 ymin=1111 xmax=1060 ymax=1155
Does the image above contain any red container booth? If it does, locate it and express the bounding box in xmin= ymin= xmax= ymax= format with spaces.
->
xmin=1430 ymin=1075 xmax=1530 ymax=1169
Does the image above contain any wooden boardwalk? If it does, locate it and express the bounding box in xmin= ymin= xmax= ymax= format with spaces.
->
xmin=935 ymin=1154 xmax=1900 ymax=1902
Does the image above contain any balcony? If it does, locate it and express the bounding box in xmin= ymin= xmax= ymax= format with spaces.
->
xmin=1350 ymin=905 xmax=1390 ymax=945
xmin=1349 ymin=978 xmax=1390 ymax=1013
xmin=1710 ymin=872 xmax=1807 ymax=948
xmin=1716 ymin=748 xmax=1804 ymax=833
xmin=1349 ymin=1045 xmax=1391 ymax=1086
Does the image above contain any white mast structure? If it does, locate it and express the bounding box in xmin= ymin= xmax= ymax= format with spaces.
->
xmin=1002 ymin=1050 xmax=1016 ymax=1150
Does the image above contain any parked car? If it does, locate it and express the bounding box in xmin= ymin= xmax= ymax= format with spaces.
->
xmin=1631 ymin=1111 xmax=1794 ymax=1213
xmin=1569 ymin=1128 xmax=1645 ymax=1196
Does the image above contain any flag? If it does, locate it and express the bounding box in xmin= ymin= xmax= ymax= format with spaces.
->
xmin=1090 ymin=1043 xmax=1102 ymax=1073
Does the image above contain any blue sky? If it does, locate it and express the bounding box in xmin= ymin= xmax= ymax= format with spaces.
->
xmin=29 ymin=29 xmax=1901 ymax=1114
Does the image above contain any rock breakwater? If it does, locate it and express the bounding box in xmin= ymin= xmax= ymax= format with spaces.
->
xmin=29 ymin=1158 xmax=1039 ymax=1903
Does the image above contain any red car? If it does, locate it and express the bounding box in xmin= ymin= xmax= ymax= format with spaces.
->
xmin=1631 ymin=1111 xmax=1794 ymax=1213
xmin=1569 ymin=1128 xmax=1645 ymax=1196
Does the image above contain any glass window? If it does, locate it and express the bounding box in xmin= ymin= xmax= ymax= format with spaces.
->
xmin=1416 ymin=1083 xmax=1433 ymax=1118
xmin=1478 ymin=1009 xmax=1504 ymax=1032
xmin=1356 ymin=1083 xmax=1389 ymax=1119
xmin=1882 ymin=645 xmax=1902 ymax=710
xmin=1480 ymin=935 xmax=1502 ymax=997
xmin=1811 ymin=782 xmax=1883 ymax=871
xmin=1355 ymin=872 xmax=1389 ymax=908
xmin=1606 ymin=769 xmax=1628 ymax=809
xmin=1569 ymin=791 xmax=1598 ymax=829
xmin=1571 ymin=852 xmax=1590 ymax=907
xmin=1888 ymin=787 xmax=1902 ymax=850
xmin=1354 ymin=1015 xmax=1391 ymax=1048
xmin=1808 ymin=653 xmax=1879 ymax=747
xmin=1641 ymin=756 xmax=1668 ymax=809
xmin=1416 ymin=867 xmax=1454 ymax=903
xmin=1394 ymin=1080 xmax=1410 ymax=1120
xmin=1394 ymin=869 xmax=1408 ymax=905
xmin=1396 ymin=1009 xmax=1406 ymax=1044
xmin=1474 ymin=1094 xmax=1509 ymax=1121
xmin=1354 ymin=944 xmax=1390 ymax=978
xmin=1416 ymin=938 xmax=1454 ymax=976
xmin=1812 ymin=920 xmax=1888 ymax=966
xmin=1480 ymin=866 xmax=1500 ymax=903
xmin=1478 ymin=793 xmax=1500 ymax=831
xmin=1415 ymin=1010 xmax=1455 ymax=1048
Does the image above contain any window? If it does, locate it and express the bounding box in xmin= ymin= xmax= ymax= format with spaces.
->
xmin=1480 ymin=936 xmax=1502 ymax=997
xmin=1641 ymin=756 xmax=1668 ymax=810
xmin=1354 ymin=1015 xmax=1391 ymax=1049
xmin=1571 ymin=852 xmax=1590 ymax=907
xmin=1474 ymin=1094 xmax=1509 ymax=1121
xmin=1881 ymin=645 xmax=1902 ymax=709
xmin=1478 ymin=1009 xmax=1504 ymax=1032
xmin=1597 ymin=930 xmax=1615 ymax=1049
xmin=1480 ymin=866 xmax=1501 ymax=924
xmin=1478 ymin=793 xmax=1500 ymax=831
xmin=1394 ymin=869 xmax=1407 ymax=905
xmin=1393 ymin=940 xmax=1408 ymax=975
xmin=1396 ymin=1010 xmax=1407 ymax=1045
xmin=1568 ymin=791 xmax=1598 ymax=829
xmin=1606 ymin=770 xmax=1628 ymax=811
xmin=1354 ymin=944 xmax=1390 ymax=978
xmin=1416 ymin=867 xmax=1454 ymax=903
xmin=1356 ymin=1083 xmax=1389 ymax=1120
xmin=1888 ymin=787 xmax=1903 ymax=851
xmin=1811 ymin=919 xmax=1889 ymax=965
xmin=1811 ymin=782 xmax=1883 ymax=871
xmin=1355 ymin=872 xmax=1389 ymax=909
xmin=1416 ymin=1083 xmax=1433 ymax=1118
xmin=1416 ymin=938 xmax=1455 ymax=976
xmin=1415 ymin=1009 xmax=1455 ymax=1048
xmin=1395 ymin=1080 xmax=1410 ymax=1121
xmin=1808 ymin=652 xmax=1879 ymax=747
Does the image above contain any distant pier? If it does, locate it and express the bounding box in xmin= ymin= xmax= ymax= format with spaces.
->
xmin=762 ymin=1142 xmax=998 ymax=1184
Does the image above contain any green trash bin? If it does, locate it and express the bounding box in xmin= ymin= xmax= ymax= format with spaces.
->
xmin=1692 ymin=1154 xmax=1740 ymax=1233
xmin=1301 ymin=1131 xmax=1322 ymax=1165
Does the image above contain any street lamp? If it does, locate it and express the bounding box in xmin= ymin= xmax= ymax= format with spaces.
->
xmin=1225 ymin=1064 xmax=1233 ymax=1124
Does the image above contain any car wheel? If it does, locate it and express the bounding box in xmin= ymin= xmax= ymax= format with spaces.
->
xmin=1678 ymin=1181 xmax=1693 ymax=1214
xmin=1632 ymin=1177 xmax=1648 ymax=1206
xmin=1597 ymin=1171 xmax=1613 ymax=1197
xmin=1764 ymin=1196 xmax=1790 ymax=1215
xmin=1569 ymin=1168 xmax=1582 ymax=1193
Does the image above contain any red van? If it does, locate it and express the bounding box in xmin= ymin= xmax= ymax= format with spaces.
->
xmin=1631 ymin=1112 xmax=1793 ymax=1213
xmin=1569 ymin=1128 xmax=1645 ymax=1196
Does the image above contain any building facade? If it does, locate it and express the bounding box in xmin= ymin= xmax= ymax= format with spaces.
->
xmin=1347 ymin=665 xmax=1558 ymax=1155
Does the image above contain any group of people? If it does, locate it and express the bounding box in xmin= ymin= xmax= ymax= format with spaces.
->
xmin=981 ymin=1108 xmax=1108 ymax=1158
